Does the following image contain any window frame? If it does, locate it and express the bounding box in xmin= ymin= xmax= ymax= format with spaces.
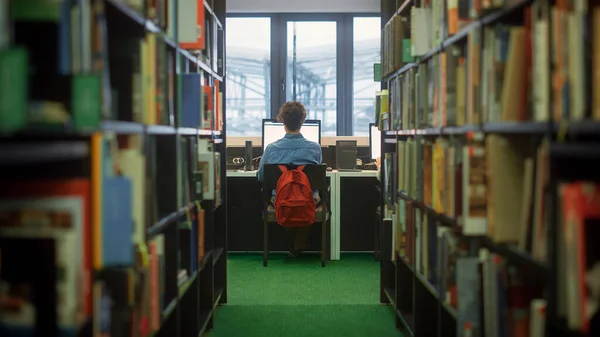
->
xmin=350 ymin=15 xmax=383 ymax=136
xmin=225 ymin=15 xmax=273 ymax=136
xmin=226 ymin=12 xmax=379 ymax=136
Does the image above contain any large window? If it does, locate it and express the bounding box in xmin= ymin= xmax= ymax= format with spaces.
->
xmin=352 ymin=17 xmax=381 ymax=136
xmin=286 ymin=21 xmax=337 ymax=136
xmin=225 ymin=14 xmax=379 ymax=137
xmin=225 ymin=17 xmax=271 ymax=136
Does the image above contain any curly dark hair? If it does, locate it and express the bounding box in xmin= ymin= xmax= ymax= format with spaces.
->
xmin=277 ymin=101 xmax=307 ymax=132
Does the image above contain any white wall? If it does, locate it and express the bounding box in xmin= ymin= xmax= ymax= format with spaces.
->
xmin=226 ymin=0 xmax=380 ymax=13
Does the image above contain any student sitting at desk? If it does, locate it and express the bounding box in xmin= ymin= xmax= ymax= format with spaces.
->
xmin=257 ymin=101 xmax=322 ymax=257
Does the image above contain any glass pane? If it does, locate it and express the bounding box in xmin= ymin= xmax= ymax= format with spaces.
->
xmin=226 ymin=18 xmax=271 ymax=136
xmin=286 ymin=21 xmax=337 ymax=136
xmin=352 ymin=17 xmax=381 ymax=136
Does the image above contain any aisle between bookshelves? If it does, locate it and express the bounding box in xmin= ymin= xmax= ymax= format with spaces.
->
xmin=209 ymin=254 xmax=403 ymax=337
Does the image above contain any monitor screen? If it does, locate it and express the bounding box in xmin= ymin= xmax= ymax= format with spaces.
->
xmin=262 ymin=119 xmax=321 ymax=151
xmin=370 ymin=123 xmax=381 ymax=160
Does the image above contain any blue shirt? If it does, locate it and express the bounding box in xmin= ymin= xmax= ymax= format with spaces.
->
xmin=257 ymin=133 xmax=322 ymax=182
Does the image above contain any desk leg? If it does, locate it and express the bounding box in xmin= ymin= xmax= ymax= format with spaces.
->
xmin=329 ymin=173 xmax=336 ymax=260
xmin=331 ymin=173 xmax=341 ymax=260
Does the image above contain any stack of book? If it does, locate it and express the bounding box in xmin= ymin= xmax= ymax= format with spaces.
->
xmin=379 ymin=0 xmax=600 ymax=336
xmin=0 ymin=0 xmax=227 ymax=336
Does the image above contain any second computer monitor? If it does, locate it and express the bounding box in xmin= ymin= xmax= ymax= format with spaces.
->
xmin=262 ymin=119 xmax=321 ymax=151
xmin=369 ymin=123 xmax=381 ymax=160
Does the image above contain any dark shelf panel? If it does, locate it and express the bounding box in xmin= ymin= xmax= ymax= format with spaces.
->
xmin=384 ymin=287 xmax=396 ymax=307
xmin=382 ymin=0 xmax=532 ymax=82
xmin=201 ymin=249 xmax=214 ymax=268
xmin=384 ymin=62 xmax=417 ymax=81
xmin=147 ymin=125 xmax=221 ymax=136
xmin=147 ymin=203 xmax=197 ymax=238
xmin=179 ymin=127 xmax=220 ymax=137
xmin=384 ymin=0 xmax=413 ymax=27
xmin=204 ymin=0 xmax=222 ymax=28
xmin=385 ymin=121 xmax=600 ymax=138
xmin=385 ymin=122 xmax=552 ymax=137
xmin=178 ymin=269 xmax=199 ymax=299
xmin=397 ymin=311 xmax=415 ymax=337
xmin=481 ymin=121 xmax=550 ymax=134
xmin=441 ymin=19 xmax=474 ymax=49
xmin=178 ymin=127 xmax=199 ymax=136
xmin=397 ymin=191 xmax=457 ymax=228
xmin=556 ymin=120 xmax=600 ymax=135
xmin=0 ymin=122 xmax=220 ymax=139
xmin=397 ymin=254 xmax=414 ymax=272
xmin=414 ymin=271 xmax=438 ymax=299
xmin=479 ymin=0 xmax=531 ymax=26
xmin=419 ymin=45 xmax=442 ymax=63
xmin=214 ymin=285 xmax=224 ymax=307
xmin=101 ymin=120 xmax=145 ymax=134
xmin=550 ymin=143 xmax=600 ymax=158
xmin=177 ymin=47 xmax=223 ymax=80
xmin=147 ymin=124 xmax=176 ymax=135
xmin=441 ymin=302 xmax=457 ymax=319
xmin=480 ymin=237 xmax=549 ymax=275
xmin=105 ymin=0 xmax=146 ymax=26
xmin=0 ymin=141 xmax=89 ymax=165
xmin=198 ymin=308 xmax=214 ymax=336
xmin=104 ymin=0 xmax=222 ymax=79
xmin=397 ymin=0 xmax=413 ymax=15
xmin=213 ymin=247 xmax=224 ymax=266
xmin=162 ymin=297 xmax=177 ymax=321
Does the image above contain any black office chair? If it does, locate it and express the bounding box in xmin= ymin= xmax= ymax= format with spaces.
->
xmin=262 ymin=164 xmax=330 ymax=267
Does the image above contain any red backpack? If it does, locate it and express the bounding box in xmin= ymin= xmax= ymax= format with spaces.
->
xmin=274 ymin=165 xmax=316 ymax=227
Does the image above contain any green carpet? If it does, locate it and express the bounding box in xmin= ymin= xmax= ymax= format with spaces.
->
xmin=209 ymin=253 xmax=402 ymax=337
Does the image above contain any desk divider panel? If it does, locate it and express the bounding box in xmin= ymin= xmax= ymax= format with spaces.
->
xmin=227 ymin=172 xmax=379 ymax=256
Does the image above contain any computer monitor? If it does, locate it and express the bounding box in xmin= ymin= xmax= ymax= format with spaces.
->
xmin=261 ymin=119 xmax=321 ymax=151
xmin=369 ymin=123 xmax=381 ymax=161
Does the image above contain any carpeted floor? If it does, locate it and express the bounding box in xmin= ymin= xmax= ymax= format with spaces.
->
xmin=209 ymin=253 xmax=403 ymax=337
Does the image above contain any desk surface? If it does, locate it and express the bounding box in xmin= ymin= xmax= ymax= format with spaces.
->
xmin=226 ymin=170 xmax=377 ymax=178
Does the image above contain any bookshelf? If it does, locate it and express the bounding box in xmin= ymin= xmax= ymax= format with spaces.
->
xmin=0 ymin=0 xmax=227 ymax=336
xmin=378 ymin=0 xmax=600 ymax=336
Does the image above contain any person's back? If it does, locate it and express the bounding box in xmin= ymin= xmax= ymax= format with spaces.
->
xmin=257 ymin=102 xmax=321 ymax=181
xmin=257 ymin=101 xmax=322 ymax=257
xmin=257 ymin=135 xmax=321 ymax=181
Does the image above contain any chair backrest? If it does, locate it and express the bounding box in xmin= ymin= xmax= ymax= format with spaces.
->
xmin=262 ymin=164 xmax=328 ymax=205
